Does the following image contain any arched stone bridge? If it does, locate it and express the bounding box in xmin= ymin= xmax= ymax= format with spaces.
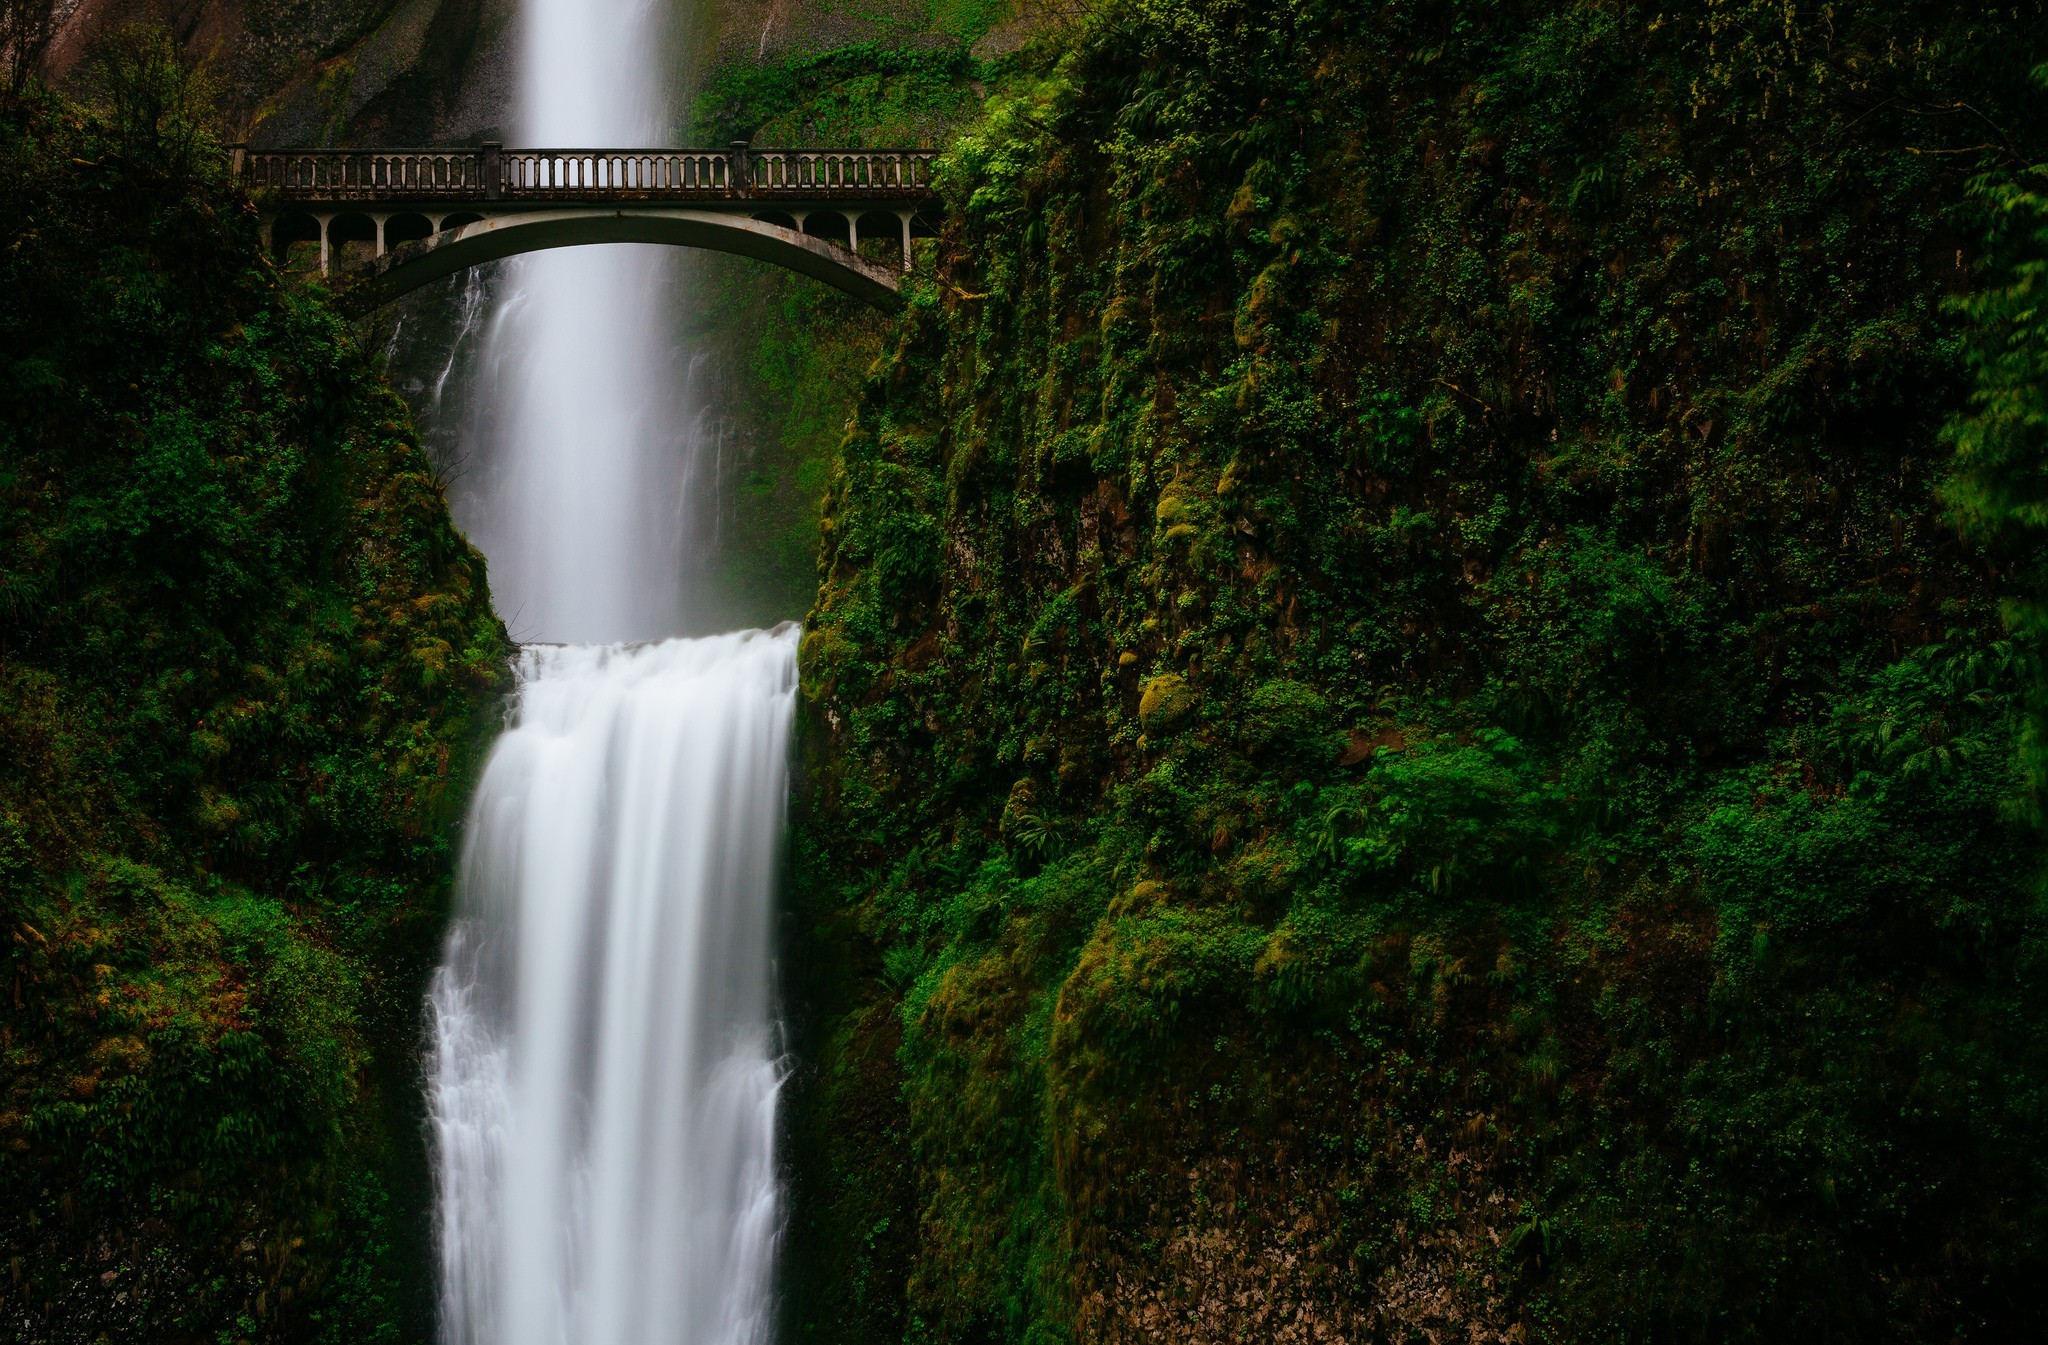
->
xmin=237 ymin=145 xmax=940 ymax=313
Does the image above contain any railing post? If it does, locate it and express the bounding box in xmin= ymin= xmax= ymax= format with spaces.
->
xmin=728 ymin=139 xmax=750 ymax=198
xmin=483 ymin=141 xmax=502 ymax=200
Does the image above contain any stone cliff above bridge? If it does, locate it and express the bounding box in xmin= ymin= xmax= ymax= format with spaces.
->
xmin=240 ymin=145 xmax=942 ymax=312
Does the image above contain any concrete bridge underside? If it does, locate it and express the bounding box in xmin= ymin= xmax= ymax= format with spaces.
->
xmin=315 ymin=208 xmax=916 ymax=312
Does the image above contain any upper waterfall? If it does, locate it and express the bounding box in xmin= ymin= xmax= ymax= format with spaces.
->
xmin=447 ymin=0 xmax=702 ymax=644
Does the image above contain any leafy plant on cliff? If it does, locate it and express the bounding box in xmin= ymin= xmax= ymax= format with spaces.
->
xmin=1945 ymin=78 xmax=2048 ymax=812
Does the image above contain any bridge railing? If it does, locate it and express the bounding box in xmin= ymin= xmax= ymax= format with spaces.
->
xmin=239 ymin=150 xmax=489 ymax=199
xmin=747 ymin=151 xmax=935 ymax=194
xmin=502 ymin=150 xmax=736 ymax=197
xmin=237 ymin=146 xmax=939 ymax=202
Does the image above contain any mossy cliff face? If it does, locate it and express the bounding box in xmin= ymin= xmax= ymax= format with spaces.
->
xmin=786 ymin=2 xmax=2048 ymax=1341
xmin=0 ymin=90 xmax=506 ymax=1343
xmin=665 ymin=42 xmax=991 ymax=631
xmin=43 ymin=0 xmax=515 ymax=144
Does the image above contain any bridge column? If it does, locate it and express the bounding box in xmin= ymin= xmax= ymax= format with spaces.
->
xmin=898 ymin=210 xmax=914 ymax=273
xmin=316 ymin=213 xmax=334 ymax=276
xmin=848 ymin=213 xmax=860 ymax=254
xmin=372 ymin=213 xmax=389 ymax=258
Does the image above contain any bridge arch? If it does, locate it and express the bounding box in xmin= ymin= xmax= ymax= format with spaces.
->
xmin=271 ymin=211 xmax=321 ymax=266
xmin=339 ymin=208 xmax=910 ymax=315
xmin=385 ymin=212 xmax=435 ymax=248
xmin=329 ymin=213 xmax=378 ymax=268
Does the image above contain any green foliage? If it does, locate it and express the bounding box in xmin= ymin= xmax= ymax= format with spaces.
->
xmin=78 ymin=23 xmax=225 ymax=178
xmin=1945 ymin=74 xmax=2048 ymax=809
xmin=0 ymin=79 xmax=505 ymax=1343
xmin=787 ymin=0 xmax=2048 ymax=1341
xmin=695 ymin=44 xmax=990 ymax=147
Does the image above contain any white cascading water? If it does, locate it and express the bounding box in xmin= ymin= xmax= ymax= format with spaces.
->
xmin=458 ymin=0 xmax=690 ymax=644
xmin=430 ymin=632 xmax=793 ymax=1345
xmin=423 ymin=0 xmax=792 ymax=1342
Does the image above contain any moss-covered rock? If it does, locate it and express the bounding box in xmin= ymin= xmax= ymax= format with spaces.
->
xmin=1137 ymin=672 xmax=1196 ymax=733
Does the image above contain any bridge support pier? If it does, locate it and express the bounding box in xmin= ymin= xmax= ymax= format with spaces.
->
xmin=897 ymin=210 xmax=914 ymax=273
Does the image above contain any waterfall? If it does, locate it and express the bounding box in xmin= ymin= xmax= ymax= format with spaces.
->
xmin=423 ymin=1 xmax=792 ymax=1342
xmin=454 ymin=0 xmax=693 ymax=645
xmin=430 ymin=633 xmax=793 ymax=1345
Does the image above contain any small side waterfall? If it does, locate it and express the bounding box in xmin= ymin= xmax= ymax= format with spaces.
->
xmin=430 ymin=631 xmax=795 ymax=1345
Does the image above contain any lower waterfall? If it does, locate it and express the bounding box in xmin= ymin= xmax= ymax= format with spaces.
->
xmin=428 ymin=628 xmax=797 ymax=1345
